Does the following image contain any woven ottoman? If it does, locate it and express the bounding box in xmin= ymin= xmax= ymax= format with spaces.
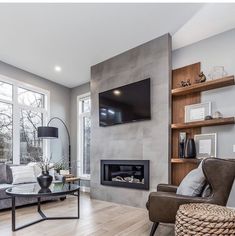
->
xmin=175 ymin=203 xmax=235 ymax=236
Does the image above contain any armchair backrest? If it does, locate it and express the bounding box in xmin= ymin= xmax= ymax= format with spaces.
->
xmin=202 ymin=158 xmax=235 ymax=206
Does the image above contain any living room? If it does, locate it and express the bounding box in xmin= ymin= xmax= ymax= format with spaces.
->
xmin=0 ymin=1 xmax=235 ymax=236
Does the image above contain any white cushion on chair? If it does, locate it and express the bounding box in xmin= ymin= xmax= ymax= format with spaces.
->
xmin=176 ymin=163 xmax=206 ymax=197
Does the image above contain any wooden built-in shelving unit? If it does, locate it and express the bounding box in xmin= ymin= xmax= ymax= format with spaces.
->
xmin=171 ymin=62 xmax=235 ymax=185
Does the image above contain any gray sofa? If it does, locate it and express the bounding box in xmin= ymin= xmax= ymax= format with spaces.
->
xmin=0 ymin=163 xmax=65 ymax=210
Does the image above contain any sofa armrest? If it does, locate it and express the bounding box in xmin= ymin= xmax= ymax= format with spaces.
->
xmin=54 ymin=173 xmax=65 ymax=183
xmin=148 ymin=191 xmax=213 ymax=223
xmin=157 ymin=184 xmax=178 ymax=193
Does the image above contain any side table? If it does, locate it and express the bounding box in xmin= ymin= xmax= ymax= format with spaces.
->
xmin=175 ymin=203 xmax=235 ymax=235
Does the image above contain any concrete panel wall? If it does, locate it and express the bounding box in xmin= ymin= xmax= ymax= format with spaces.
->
xmin=90 ymin=34 xmax=171 ymax=207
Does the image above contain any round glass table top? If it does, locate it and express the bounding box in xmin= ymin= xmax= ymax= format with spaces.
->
xmin=6 ymin=183 xmax=79 ymax=197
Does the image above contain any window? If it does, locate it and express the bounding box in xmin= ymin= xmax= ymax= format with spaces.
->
xmin=0 ymin=101 xmax=13 ymax=163
xmin=78 ymin=94 xmax=91 ymax=178
xmin=0 ymin=75 xmax=49 ymax=164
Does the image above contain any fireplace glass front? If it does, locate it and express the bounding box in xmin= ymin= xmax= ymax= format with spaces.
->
xmin=101 ymin=160 xmax=149 ymax=190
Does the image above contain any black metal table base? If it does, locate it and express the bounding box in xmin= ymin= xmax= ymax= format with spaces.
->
xmin=11 ymin=190 xmax=80 ymax=232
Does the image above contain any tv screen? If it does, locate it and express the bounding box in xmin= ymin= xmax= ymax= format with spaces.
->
xmin=99 ymin=78 xmax=151 ymax=127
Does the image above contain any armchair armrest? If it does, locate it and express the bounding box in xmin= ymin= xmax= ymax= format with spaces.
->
xmin=148 ymin=191 xmax=213 ymax=224
xmin=157 ymin=184 xmax=178 ymax=193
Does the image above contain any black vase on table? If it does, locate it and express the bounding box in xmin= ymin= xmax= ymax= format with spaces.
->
xmin=185 ymin=138 xmax=196 ymax=158
xmin=37 ymin=171 xmax=53 ymax=189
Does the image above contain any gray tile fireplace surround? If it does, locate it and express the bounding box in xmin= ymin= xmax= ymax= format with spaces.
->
xmin=90 ymin=34 xmax=171 ymax=208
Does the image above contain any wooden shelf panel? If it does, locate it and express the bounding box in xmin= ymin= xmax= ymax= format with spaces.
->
xmin=172 ymin=76 xmax=235 ymax=96
xmin=171 ymin=158 xmax=201 ymax=164
xmin=171 ymin=117 xmax=235 ymax=129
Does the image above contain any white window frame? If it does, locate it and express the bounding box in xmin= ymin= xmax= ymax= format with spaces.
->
xmin=77 ymin=92 xmax=90 ymax=180
xmin=0 ymin=74 xmax=50 ymax=164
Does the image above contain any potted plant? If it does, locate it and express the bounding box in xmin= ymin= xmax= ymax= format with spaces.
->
xmin=36 ymin=155 xmax=54 ymax=189
xmin=53 ymin=158 xmax=69 ymax=176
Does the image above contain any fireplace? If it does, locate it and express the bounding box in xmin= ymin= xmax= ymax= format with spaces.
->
xmin=101 ymin=160 xmax=149 ymax=190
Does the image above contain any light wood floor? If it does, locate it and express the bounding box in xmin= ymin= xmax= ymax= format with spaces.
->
xmin=0 ymin=193 xmax=174 ymax=236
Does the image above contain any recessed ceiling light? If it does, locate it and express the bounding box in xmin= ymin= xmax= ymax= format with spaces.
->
xmin=113 ymin=90 xmax=121 ymax=96
xmin=54 ymin=66 xmax=62 ymax=72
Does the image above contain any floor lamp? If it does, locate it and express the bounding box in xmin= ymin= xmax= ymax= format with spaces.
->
xmin=37 ymin=117 xmax=71 ymax=174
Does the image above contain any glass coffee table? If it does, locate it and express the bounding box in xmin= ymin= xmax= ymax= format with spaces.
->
xmin=6 ymin=183 xmax=80 ymax=231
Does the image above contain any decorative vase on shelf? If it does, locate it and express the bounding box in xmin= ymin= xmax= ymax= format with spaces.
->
xmin=179 ymin=132 xmax=187 ymax=158
xmin=208 ymin=66 xmax=227 ymax=80
xmin=185 ymin=138 xmax=196 ymax=158
xmin=37 ymin=171 xmax=53 ymax=189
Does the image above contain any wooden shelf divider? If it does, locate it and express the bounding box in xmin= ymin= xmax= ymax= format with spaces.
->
xmin=172 ymin=76 xmax=234 ymax=96
xmin=171 ymin=158 xmax=201 ymax=164
xmin=171 ymin=117 xmax=235 ymax=129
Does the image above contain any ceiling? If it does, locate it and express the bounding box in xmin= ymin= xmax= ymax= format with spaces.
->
xmin=172 ymin=3 xmax=235 ymax=50
xmin=0 ymin=3 xmax=204 ymax=88
xmin=2 ymin=3 xmax=235 ymax=88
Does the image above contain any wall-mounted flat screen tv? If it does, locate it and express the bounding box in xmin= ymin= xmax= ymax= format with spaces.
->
xmin=99 ymin=78 xmax=151 ymax=127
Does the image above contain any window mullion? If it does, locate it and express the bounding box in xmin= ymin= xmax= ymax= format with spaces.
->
xmin=18 ymin=104 xmax=46 ymax=114
xmin=12 ymin=85 xmax=20 ymax=165
xmin=0 ymin=98 xmax=13 ymax=105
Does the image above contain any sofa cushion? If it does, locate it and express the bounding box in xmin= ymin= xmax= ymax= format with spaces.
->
xmin=6 ymin=164 xmax=18 ymax=184
xmin=176 ymin=163 xmax=206 ymax=197
xmin=27 ymin=162 xmax=55 ymax=180
xmin=0 ymin=163 xmax=7 ymax=184
xmin=11 ymin=166 xmax=36 ymax=185
xmin=27 ymin=162 xmax=41 ymax=177
xmin=0 ymin=183 xmax=13 ymax=190
xmin=0 ymin=184 xmax=13 ymax=200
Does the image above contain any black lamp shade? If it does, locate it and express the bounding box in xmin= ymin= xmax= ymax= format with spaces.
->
xmin=37 ymin=126 xmax=58 ymax=139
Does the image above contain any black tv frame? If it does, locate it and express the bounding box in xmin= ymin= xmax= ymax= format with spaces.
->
xmin=98 ymin=78 xmax=151 ymax=127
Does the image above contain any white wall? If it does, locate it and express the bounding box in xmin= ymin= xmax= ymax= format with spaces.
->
xmin=172 ymin=28 xmax=235 ymax=207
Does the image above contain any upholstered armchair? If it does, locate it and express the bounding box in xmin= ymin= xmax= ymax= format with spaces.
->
xmin=146 ymin=158 xmax=235 ymax=236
